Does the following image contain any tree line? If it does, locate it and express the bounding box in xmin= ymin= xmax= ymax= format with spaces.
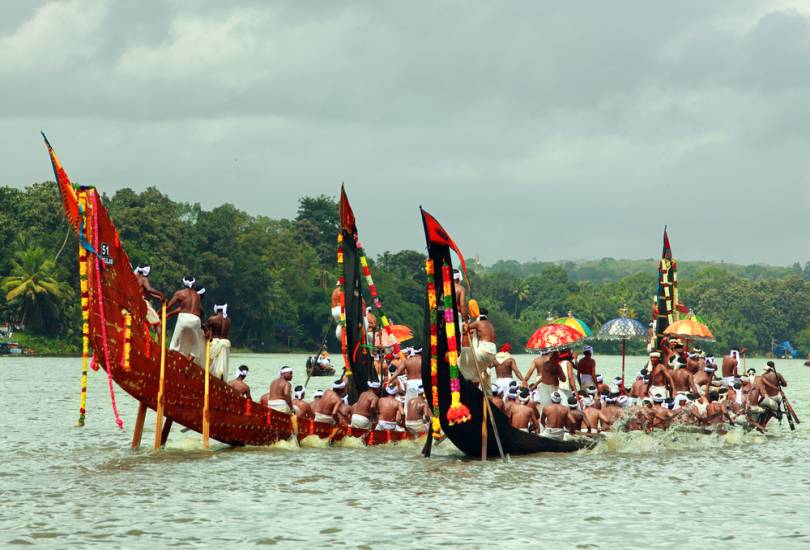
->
xmin=3 ymin=182 xmax=810 ymax=357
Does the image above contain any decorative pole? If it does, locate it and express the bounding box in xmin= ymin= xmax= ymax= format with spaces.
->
xmin=202 ymin=337 xmax=211 ymax=449
xmin=77 ymin=194 xmax=89 ymax=426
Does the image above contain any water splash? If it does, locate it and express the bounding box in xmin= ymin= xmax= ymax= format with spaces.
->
xmin=590 ymin=425 xmax=768 ymax=455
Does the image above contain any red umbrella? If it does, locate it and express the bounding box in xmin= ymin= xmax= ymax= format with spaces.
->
xmin=525 ymin=323 xmax=584 ymax=352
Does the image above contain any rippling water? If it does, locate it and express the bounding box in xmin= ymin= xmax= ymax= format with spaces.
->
xmin=2 ymin=353 xmax=808 ymax=548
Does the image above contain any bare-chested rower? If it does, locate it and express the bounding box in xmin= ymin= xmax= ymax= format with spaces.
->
xmin=292 ymin=385 xmax=314 ymax=421
xmin=265 ymin=366 xmax=294 ymax=414
xmin=453 ymin=269 xmax=468 ymax=320
xmin=576 ymin=346 xmax=597 ymax=389
xmin=523 ymin=354 xmax=549 ymax=386
xmin=463 ymin=308 xmax=497 ymax=378
xmin=646 ymin=351 xmax=676 ymax=398
xmin=672 ymin=363 xmax=700 ymax=397
xmin=566 ymin=395 xmax=594 ymax=434
xmin=330 ymin=281 xmax=342 ymax=323
xmin=376 ymin=384 xmax=403 ymax=431
xmin=694 ymin=358 xmax=718 ymax=393
xmin=509 ymin=388 xmax=539 ymax=432
xmin=533 ymin=351 xmax=566 ymax=406
xmin=629 ymin=369 xmax=649 ymax=400
xmin=539 ymin=391 xmax=571 ymax=440
xmin=390 ymin=347 xmax=423 ymax=410
xmin=350 ymin=380 xmax=380 ymax=430
xmin=228 ymin=365 xmax=251 ymax=399
xmin=492 ymin=343 xmax=523 ymax=394
xmin=206 ymin=304 xmax=231 ymax=380
xmin=312 ymin=380 xmax=346 ymax=425
xmin=405 ymin=385 xmax=431 ymax=435
xmin=166 ymin=277 xmax=205 ymax=365
xmin=597 ymin=393 xmax=625 ymax=431
xmin=134 ymin=266 xmax=164 ymax=326
xmin=721 ymin=349 xmax=740 ymax=386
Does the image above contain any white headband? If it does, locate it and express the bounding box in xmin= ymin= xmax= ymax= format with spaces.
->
xmin=197 ymin=288 xmax=205 ymax=295
xmin=214 ymin=304 xmax=228 ymax=318
xmin=294 ymin=389 xmax=305 ymax=399
xmin=182 ymin=277 xmax=196 ymax=288
xmin=279 ymin=366 xmax=293 ymax=375
xmin=313 ymin=390 xmax=324 ymax=398
xmin=367 ymin=381 xmax=381 ymax=389
xmin=134 ymin=266 xmax=151 ymax=276
xmin=332 ymin=381 xmax=346 ymax=390
xmin=550 ymin=391 xmax=562 ymax=403
xmin=453 ymin=270 xmax=462 ymax=282
xmin=386 ymin=385 xmax=398 ymax=395
xmin=237 ymin=367 xmax=248 ymax=377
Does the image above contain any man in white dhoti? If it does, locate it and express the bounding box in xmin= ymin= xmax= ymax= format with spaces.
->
xmin=134 ymin=266 xmax=164 ymax=326
xmin=265 ymin=366 xmax=294 ymax=414
xmin=207 ymin=303 xmax=231 ymax=380
xmin=167 ymin=277 xmax=206 ymax=366
xmin=460 ymin=308 xmax=497 ymax=382
xmin=492 ymin=342 xmax=524 ymax=395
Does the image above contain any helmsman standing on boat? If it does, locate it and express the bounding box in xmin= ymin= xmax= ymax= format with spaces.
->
xmin=167 ymin=277 xmax=206 ymax=366
xmin=207 ymin=303 xmax=231 ymax=380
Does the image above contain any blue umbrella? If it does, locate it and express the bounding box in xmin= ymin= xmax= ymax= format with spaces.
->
xmin=597 ymin=310 xmax=648 ymax=392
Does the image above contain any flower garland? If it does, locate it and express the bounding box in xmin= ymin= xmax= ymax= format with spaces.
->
xmin=90 ymin=191 xmax=124 ymax=430
xmin=337 ymin=232 xmax=351 ymax=377
xmin=357 ymin=244 xmax=402 ymax=355
xmin=442 ymin=263 xmax=470 ymax=425
xmin=425 ymin=259 xmax=441 ymax=435
xmin=77 ymin=195 xmax=90 ymax=427
xmin=120 ymin=310 xmax=132 ymax=372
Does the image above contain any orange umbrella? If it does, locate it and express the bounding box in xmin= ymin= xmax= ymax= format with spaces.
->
xmin=663 ymin=319 xmax=715 ymax=342
xmin=374 ymin=325 xmax=413 ymax=348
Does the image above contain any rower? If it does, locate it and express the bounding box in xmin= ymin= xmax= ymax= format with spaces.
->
xmin=539 ymin=390 xmax=569 ymax=440
xmin=504 ymin=386 xmax=518 ymax=414
xmin=756 ymin=361 xmax=787 ymax=423
xmin=566 ymin=395 xmax=592 ymax=434
xmin=312 ymin=389 xmax=324 ymax=403
xmin=595 ymin=374 xmax=610 ymax=395
xmin=405 ymin=384 xmax=431 ymax=435
xmin=576 ymin=346 xmax=597 ymax=389
xmin=228 ymin=365 xmax=251 ymax=399
xmin=693 ymin=357 xmax=717 ymax=393
xmin=207 ymin=303 xmax=231 ymax=380
xmin=490 ymin=384 xmax=506 ymax=413
xmin=337 ymin=396 xmax=353 ymax=426
xmin=721 ymin=349 xmax=741 ymax=386
xmin=579 ymin=393 xmax=601 ymax=432
xmin=376 ymin=384 xmax=403 ymax=431
xmin=292 ymin=385 xmax=314 ymax=421
xmin=166 ymin=277 xmax=206 ymax=366
xmin=492 ymin=343 xmax=523 ymax=395
xmin=133 ymin=265 xmax=164 ymax=327
xmin=597 ymin=392 xmax=624 ymax=431
xmin=351 ymin=380 xmax=380 ymax=430
xmin=558 ymin=348 xmax=578 ymax=400
xmin=266 ymin=366 xmax=294 ymax=414
xmin=390 ymin=346 xmax=423 ymax=412
xmin=312 ymin=380 xmax=346 ymax=425
xmin=453 ymin=269 xmax=468 ymax=321
xmin=509 ymin=388 xmax=538 ymax=433
xmin=646 ymin=351 xmax=676 ymax=399
xmin=672 ymin=361 xmax=700 ymax=397
xmin=629 ymin=369 xmax=649 ymax=401
xmin=534 ymin=351 xmax=566 ymax=406
xmin=461 ymin=308 xmax=497 ymax=380
xmin=331 ymin=281 xmax=343 ymax=340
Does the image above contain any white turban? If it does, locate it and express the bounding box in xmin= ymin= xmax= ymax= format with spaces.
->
xmin=550 ymin=391 xmax=562 ymax=404
xmin=182 ymin=277 xmax=196 ymax=288
xmin=214 ymin=304 xmax=228 ymax=318
xmin=134 ymin=266 xmax=151 ymax=276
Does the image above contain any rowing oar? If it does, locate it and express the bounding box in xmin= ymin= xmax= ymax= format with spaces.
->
xmin=469 ymin=333 xmax=507 ymax=463
xmin=771 ymin=364 xmax=799 ymax=430
xmin=201 ymin=337 xmax=211 ymax=449
xmin=154 ymin=302 xmax=168 ymax=449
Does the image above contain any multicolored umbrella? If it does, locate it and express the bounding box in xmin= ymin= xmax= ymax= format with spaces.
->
xmin=550 ymin=312 xmax=593 ymax=337
xmin=526 ymin=323 xmax=584 ymax=352
xmin=597 ymin=311 xmax=648 ymax=393
xmin=374 ymin=325 xmax=413 ymax=348
xmin=664 ymin=319 xmax=715 ymax=342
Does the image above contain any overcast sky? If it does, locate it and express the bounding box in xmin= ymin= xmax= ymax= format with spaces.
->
xmin=3 ymin=1 xmax=810 ymax=265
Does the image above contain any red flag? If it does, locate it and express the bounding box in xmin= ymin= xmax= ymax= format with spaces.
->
xmin=421 ymin=208 xmax=469 ymax=281
xmin=339 ymin=184 xmax=357 ymax=235
xmin=42 ymin=132 xmax=80 ymax=229
xmin=662 ymin=226 xmax=672 ymax=260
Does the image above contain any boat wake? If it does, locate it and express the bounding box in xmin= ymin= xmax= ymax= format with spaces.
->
xmin=589 ymin=425 xmax=769 ymax=455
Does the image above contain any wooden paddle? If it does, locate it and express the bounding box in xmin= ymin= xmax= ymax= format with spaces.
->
xmin=469 ymin=333 xmax=507 ymax=463
xmin=202 ymin=337 xmax=211 ymax=449
xmin=153 ymin=302 xmax=168 ymax=449
xmin=771 ymin=364 xmax=800 ymax=428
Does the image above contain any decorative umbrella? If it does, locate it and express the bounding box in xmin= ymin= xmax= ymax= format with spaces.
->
xmin=374 ymin=325 xmax=413 ymax=348
xmin=663 ymin=319 xmax=714 ymax=342
xmin=526 ymin=323 xmax=584 ymax=352
xmin=596 ymin=310 xmax=648 ymax=393
xmin=550 ymin=312 xmax=593 ymax=337
xmin=684 ymin=311 xmax=708 ymax=325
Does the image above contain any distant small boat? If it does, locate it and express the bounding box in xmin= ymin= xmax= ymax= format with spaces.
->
xmin=0 ymin=342 xmax=22 ymax=356
xmin=305 ymin=355 xmax=336 ymax=377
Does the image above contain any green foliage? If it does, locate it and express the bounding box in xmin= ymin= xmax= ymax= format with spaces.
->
xmin=3 ymin=182 xmax=810 ymax=357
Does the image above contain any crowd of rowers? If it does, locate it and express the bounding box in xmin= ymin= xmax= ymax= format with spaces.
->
xmin=222 ymin=348 xmax=434 ymax=436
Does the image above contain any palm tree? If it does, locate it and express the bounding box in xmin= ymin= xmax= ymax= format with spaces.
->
xmin=2 ymin=247 xmax=73 ymax=332
xmin=512 ymin=278 xmax=530 ymax=318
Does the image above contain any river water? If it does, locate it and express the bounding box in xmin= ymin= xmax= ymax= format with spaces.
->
xmin=1 ymin=353 xmax=808 ymax=548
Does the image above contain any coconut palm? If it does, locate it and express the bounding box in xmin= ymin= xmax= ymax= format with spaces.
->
xmin=512 ymin=278 xmax=530 ymax=318
xmin=2 ymin=247 xmax=73 ymax=332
